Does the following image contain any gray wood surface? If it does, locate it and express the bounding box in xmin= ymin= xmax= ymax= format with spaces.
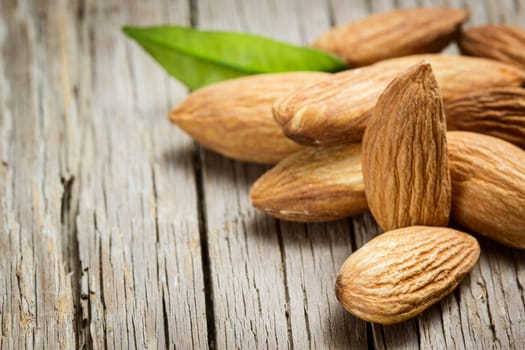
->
xmin=0 ymin=0 xmax=524 ymax=349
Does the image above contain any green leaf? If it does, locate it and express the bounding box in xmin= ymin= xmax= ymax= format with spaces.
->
xmin=122 ymin=25 xmax=348 ymax=90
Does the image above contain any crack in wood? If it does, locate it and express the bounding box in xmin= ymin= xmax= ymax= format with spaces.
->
xmin=276 ymin=221 xmax=294 ymax=350
xmin=161 ymin=291 xmax=171 ymax=350
xmin=366 ymin=323 xmax=375 ymax=350
xmin=1 ymin=0 xmax=525 ymax=348
xmin=189 ymin=0 xmax=199 ymax=27
xmin=60 ymin=176 xmax=75 ymax=226
xmin=59 ymin=173 xmax=85 ymax=350
xmin=478 ymin=262 xmax=499 ymax=345
xmin=193 ymin=144 xmax=217 ymax=350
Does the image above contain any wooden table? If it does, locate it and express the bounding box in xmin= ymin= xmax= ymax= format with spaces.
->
xmin=1 ymin=0 xmax=524 ymax=349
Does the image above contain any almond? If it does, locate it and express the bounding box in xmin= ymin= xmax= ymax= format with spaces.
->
xmin=335 ymin=226 xmax=480 ymax=325
xmin=445 ymin=88 xmax=525 ymax=149
xmin=274 ymin=54 xmax=525 ymax=146
xmin=447 ymin=131 xmax=525 ymax=249
xmin=249 ymin=143 xmax=366 ymax=222
xmin=459 ymin=25 xmax=525 ymax=69
xmin=169 ymin=72 xmax=329 ymax=164
xmin=312 ymin=8 xmax=468 ymax=66
xmin=362 ymin=63 xmax=451 ymax=231
xmin=274 ymin=63 xmax=399 ymax=146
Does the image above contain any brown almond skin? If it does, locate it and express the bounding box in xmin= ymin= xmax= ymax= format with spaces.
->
xmin=312 ymin=8 xmax=468 ymax=66
xmin=249 ymin=144 xmax=366 ymax=222
xmin=274 ymin=63 xmax=398 ymax=146
xmin=459 ymin=25 xmax=525 ymax=70
xmin=447 ymin=131 xmax=525 ymax=249
xmin=169 ymin=72 xmax=329 ymax=164
xmin=274 ymin=54 xmax=525 ymax=146
xmin=445 ymin=88 xmax=525 ymax=149
xmin=335 ymin=226 xmax=480 ymax=325
xmin=362 ymin=63 xmax=451 ymax=231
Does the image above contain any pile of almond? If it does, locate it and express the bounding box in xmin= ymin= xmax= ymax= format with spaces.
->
xmin=170 ymin=8 xmax=525 ymax=325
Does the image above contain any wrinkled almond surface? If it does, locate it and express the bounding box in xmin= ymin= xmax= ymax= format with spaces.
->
xmin=170 ymin=72 xmax=329 ymax=164
xmin=336 ymin=226 xmax=480 ymax=325
xmin=274 ymin=54 xmax=525 ymax=146
xmin=459 ymin=25 xmax=525 ymax=69
xmin=446 ymin=88 xmax=525 ymax=148
xmin=250 ymin=144 xmax=366 ymax=222
xmin=362 ymin=63 xmax=451 ymax=231
xmin=312 ymin=8 xmax=468 ymax=66
xmin=447 ymin=131 xmax=525 ymax=249
xmin=274 ymin=64 xmax=399 ymax=145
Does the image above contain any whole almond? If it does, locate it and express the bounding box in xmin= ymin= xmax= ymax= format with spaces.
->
xmin=447 ymin=131 xmax=525 ymax=249
xmin=274 ymin=54 xmax=525 ymax=146
xmin=459 ymin=25 xmax=525 ymax=69
xmin=445 ymin=88 xmax=525 ymax=149
xmin=335 ymin=226 xmax=480 ymax=325
xmin=312 ymin=8 xmax=468 ymax=66
xmin=274 ymin=63 xmax=400 ymax=145
xmin=250 ymin=143 xmax=366 ymax=222
xmin=362 ymin=63 xmax=451 ymax=231
xmin=169 ymin=72 xmax=328 ymax=164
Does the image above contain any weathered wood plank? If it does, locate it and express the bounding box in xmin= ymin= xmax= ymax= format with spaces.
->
xmin=127 ymin=1 xmax=209 ymax=349
xmin=196 ymin=0 xmax=368 ymax=348
xmin=71 ymin=0 xmax=208 ymax=349
xmin=281 ymin=221 xmax=368 ymax=349
xmin=196 ymin=2 xmax=290 ymax=347
xmin=0 ymin=0 xmax=76 ymax=348
xmin=1 ymin=0 xmax=524 ymax=349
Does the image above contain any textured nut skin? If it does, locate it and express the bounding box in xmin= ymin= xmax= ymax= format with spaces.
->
xmin=169 ymin=72 xmax=328 ymax=164
xmin=447 ymin=131 xmax=525 ymax=249
xmin=312 ymin=8 xmax=468 ymax=66
xmin=273 ymin=54 xmax=525 ymax=146
xmin=335 ymin=226 xmax=480 ymax=325
xmin=445 ymin=88 xmax=525 ymax=149
xmin=459 ymin=25 xmax=525 ymax=69
xmin=362 ymin=63 xmax=451 ymax=231
xmin=250 ymin=144 xmax=366 ymax=222
xmin=274 ymin=64 xmax=397 ymax=146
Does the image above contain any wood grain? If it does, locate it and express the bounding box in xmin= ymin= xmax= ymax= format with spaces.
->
xmin=0 ymin=0 xmax=76 ymax=348
xmin=0 ymin=0 xmax=208 ymax=349
xmin=73 ymin=1 xmax=208 ymax=348
xmin=0 ymin=0 xmax=524 ymax=349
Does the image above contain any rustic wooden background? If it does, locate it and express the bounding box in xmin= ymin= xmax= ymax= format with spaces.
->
xmin=1 ymin=0 xmax=524 ymax=349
